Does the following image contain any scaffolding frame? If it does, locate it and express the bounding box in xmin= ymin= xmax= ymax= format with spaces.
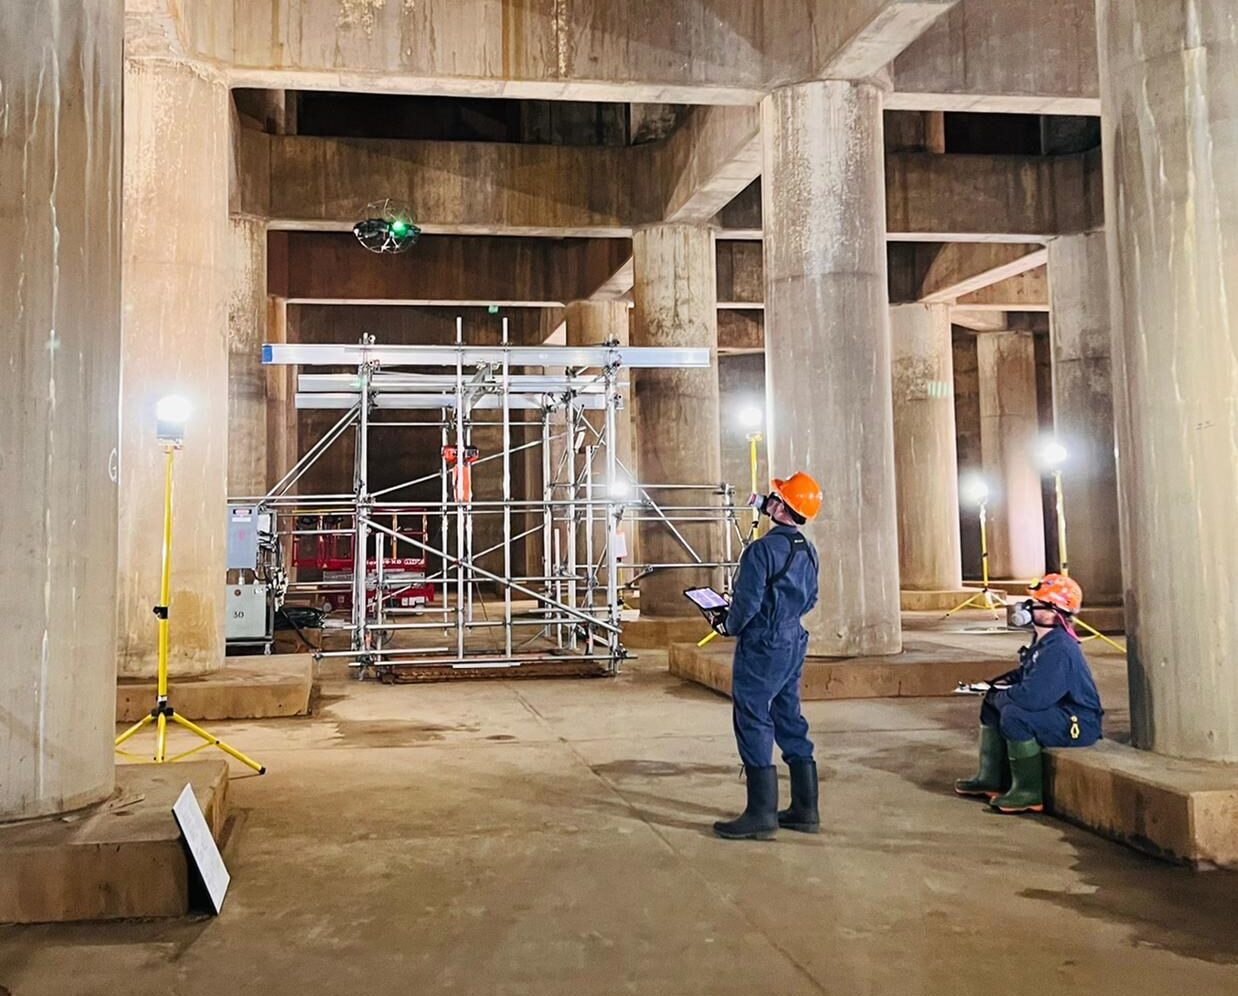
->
xmin=239 ymin=321 xmax=741 ymax=678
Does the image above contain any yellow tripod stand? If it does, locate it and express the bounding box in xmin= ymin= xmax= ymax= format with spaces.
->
xmin=944 ymin=498 xmax=1005 ymax=620
xmin=114 ymin=444 xmax=265 ymax=774
xmin=698 ymin=430 xmax=765 ymax=649
xmin=1048 ymin=468 xmax=1125 ymax=654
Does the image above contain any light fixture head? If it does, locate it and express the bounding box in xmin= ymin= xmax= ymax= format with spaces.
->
xmin=962 ymin=475 xmax=989 ymax=505
xmin=1040 ymin=439 xmax=1069 ymax=468
xmin=738 ymin=405 xmax=763 ymax=430
xmin=609 ymin=478 xmax=633 ymax=499
xmin=155 ymin=395 xmax=191 ymax=445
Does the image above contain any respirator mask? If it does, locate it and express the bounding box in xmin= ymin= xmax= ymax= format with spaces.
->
xmin=747 ymin=492 xmax=775 ymax=518
xmin=1010 ymin=599 xmax=1036 ymax=629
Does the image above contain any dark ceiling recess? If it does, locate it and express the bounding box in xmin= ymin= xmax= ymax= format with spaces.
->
xmin=944 ymin=112 xmax=1100 ymax=156
xmin=294 ymin=92 xmax=636 ymax=146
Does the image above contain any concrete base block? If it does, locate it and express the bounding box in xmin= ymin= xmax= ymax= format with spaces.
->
xmin=669 ymin=640 xmax=1008 ymax=700
xmin=1046 ymin=740 xmax=1238 ymax=869
xmin=900 ymin=588 xmax=986 ymax=612
xmin=622 ymin=615 xmax=712 ymax=650
xmin=117 ymin=655 xmax=312 ymax=723
xmin=0 ymin=760 xmax=229 ymax=924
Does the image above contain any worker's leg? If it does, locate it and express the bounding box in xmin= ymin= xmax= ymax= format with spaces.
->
xmin=770 ymin=634 xmax=819 ymax=831
xmin=716 ymin=644 xmax=780 ymax=840
xmin=990 ymin=704 xmax=1049 ymax=813
xmin=956 ymin=695 xmax=1008 ymax=798
xmin=770 ymin=635 xmax=813 ymax=763
xmin=730 ymin=653 xmax=777 ymax=768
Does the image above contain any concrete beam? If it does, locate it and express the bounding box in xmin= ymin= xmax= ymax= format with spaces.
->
xmin=919 ymin=244 xmax=1049 ymax=303
xmin=177 ymin=0 xmax=770 ymax=104
xmin=716 ymin=240 xmax=764 ymax=305
xmin=270 ymin=232 xmax=631 ymax=305
xmin=717 ymin=309 xmax=764 ymax=353
xmin=762 ymin=0 xmax=959 ymax=84
xmin=657 ymin=106 xmax=762 ymax=225
xmin=886 ymin=151 xmax=1102 ymax=241
xmin=720 ymin=150 xmax=1103 ymax=240
xmin=589 ymin=258 xmax=635 ymax=301
xmin=955 ymin=267 xmax=1048 ymax=311
xmin=246 ymin=130 xmax=649 ymax=236
xmin=250 ymin=129 xmax=1104 ymax=243
xmin=889 ymin=0 xmax=1100 ymax=114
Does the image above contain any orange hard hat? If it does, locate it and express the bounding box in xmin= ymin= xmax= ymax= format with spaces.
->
xmin=771 ymin=472 xmax=823 ymax=521
xmin=1027 ymin=574 xmax=1083 ymax=615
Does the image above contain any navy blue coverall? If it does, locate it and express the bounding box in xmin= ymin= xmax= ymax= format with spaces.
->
xmin=980 ymin=627 xmax=1103 ymax=746
xmin=723 ymin=525 xmax=820 ymax=768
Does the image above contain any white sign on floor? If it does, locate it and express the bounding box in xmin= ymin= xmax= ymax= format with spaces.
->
xmin=172 ymin=783 xmax=230 ymax=914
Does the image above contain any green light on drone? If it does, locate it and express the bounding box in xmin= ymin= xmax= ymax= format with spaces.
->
xmin=390 ymin=220 xmax=409 ymax=237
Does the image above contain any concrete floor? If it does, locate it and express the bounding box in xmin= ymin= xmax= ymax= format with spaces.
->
xmin=2 ymin=619 xmax=1236 ymax=995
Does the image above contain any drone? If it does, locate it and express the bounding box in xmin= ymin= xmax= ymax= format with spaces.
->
xmin=353 ymin=198 xmax=421 ymax=254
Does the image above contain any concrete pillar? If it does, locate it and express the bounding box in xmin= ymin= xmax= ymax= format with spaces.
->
xmin=890 ymin=304 xmax=962 ymax=591
xmin=1047 ymin=232 xmax=1122 ymax=605
xmin=977 ymin=332 xmax=1045 ymax=580
xmin=228 ymin=217 xmax=268 ymax=497
xmin=1098 ymin=0 xmax=1238 ymax=761
xmin=630 ymin=225 xmax=723 ymax=617
xmin=762 ymin=80 xmax=902 ymax=656
xmin=565 ymin=301 xmax=638 ymax=571
xmin=117 ymin=59 xmax=230 ymax=678
xmin=0 ymin=0 xmax=122 ymax=820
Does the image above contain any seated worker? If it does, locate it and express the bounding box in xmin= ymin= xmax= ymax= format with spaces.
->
xmin=955 ymin=574 xmax=1103 ymax=814
xmin=710 ymin=472 xmax=822 ymax=841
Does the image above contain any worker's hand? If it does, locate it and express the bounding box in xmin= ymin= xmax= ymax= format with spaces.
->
xmin=707 ymin=607 xmax=729 ymax=636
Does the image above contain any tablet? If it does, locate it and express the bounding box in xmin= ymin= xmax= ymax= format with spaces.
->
xmin=683 ymin=586 xmax=728 ymax=610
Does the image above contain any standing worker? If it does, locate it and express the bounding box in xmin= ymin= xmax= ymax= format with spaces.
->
xmin=711 ymin=472 xmax=822 ymax=840
xmin=955 ymin=574 xmax=1103 ymax=813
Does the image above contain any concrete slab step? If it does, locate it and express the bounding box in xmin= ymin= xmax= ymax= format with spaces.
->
xmin=0 ymin=760 xmax=229 ymax=923
xmin=1046 ymin=740 xmax=1238 ymax=870
xmin=117 ymin=655 xmax=313 ymax=723
xmin=669 ymin=639 xmax=1009 ymax=700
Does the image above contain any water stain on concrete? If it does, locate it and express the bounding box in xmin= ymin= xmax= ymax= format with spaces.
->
xmin=332 ymin=720 xmax=480 ymax=747
xmin=1020 ymin=835 xmax=1238 ymax=966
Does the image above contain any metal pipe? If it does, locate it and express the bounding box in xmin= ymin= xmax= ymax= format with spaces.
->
xmin=265 ymin=403 xmax=360 ymax=499
xmin=501 ymin=319 xmax=513 ymax=657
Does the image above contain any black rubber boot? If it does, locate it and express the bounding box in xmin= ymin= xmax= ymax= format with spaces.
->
xmin=989 ymin=739 xmax=1045 ymax=813
xmin=778 ymin=759 xmax=820 ymax=833
xmin=954 ymin=725 xmax=1006 ymax=798
xmin=713 ymin=765 xmax=778 ymax=840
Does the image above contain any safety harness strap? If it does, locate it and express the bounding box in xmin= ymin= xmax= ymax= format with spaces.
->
xmin=766 ymin=533 xmax=811 ymax=589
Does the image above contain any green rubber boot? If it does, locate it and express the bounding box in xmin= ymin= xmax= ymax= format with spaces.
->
xmin=954 ymin=726 xmax=1006 ymax=798
xmin=989 ymin=739 xmax=1044 ymax=813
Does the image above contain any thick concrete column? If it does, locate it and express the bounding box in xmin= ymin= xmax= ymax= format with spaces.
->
xmin=118 ymin=59 xmax=230 ymax=678
xmin=1098 ymin=1 xmax=1238 ymax=761
xmin=762 ymin=81 xmax=901 ymax=656
xmin=977 ymin=332 xmax=1045 ymax=580
xmin=0 ymin=0 xmax=122 ymax=820
xmin=228 ymin=217 xmax=268 ymax=497
xmin=565 ymin=301 xmax=638 ymax=570
xmin=1047 ymin=232 xmax=1122 ymax=605
xmin=890 ymin=304 xmax=962 ymax=591
xmin=630 ymin=226 xmax=723 ymax=617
